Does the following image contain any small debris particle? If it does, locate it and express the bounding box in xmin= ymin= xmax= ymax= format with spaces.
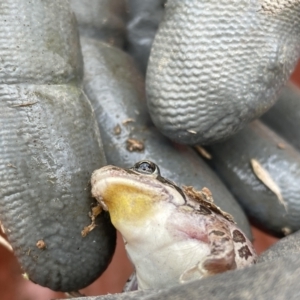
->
xmin=277 ymin=143 xmax=286 ymax=149
xmin=201 ymin=187 xmax=213 ymax=202
xmin=0 ymin=221 xmax=5 ymax=233
xmin=250 ymin=159 xmax=287 ymax=211
xmin=134 ymin=110 xmax=139 ymax=115
xmin=7 ymin=163 xmax=17 ymax=169
xmin=12 ymin=101 xmax=37 ymax=107
xmin=122 ymin=118 xmax=135 ymax=125
xmin=92 ymin=205 xmax=102 ymax=217
xmin=22 ymin=273 xmax=30 ymax=280
xmin=282 ymin=227 xmax=292 ymax=236
xmin=113 ymin=124 xmax=121 ymax=135
xmin=0 ymin=235 xmax=13 ymax=252
xmin=194 ymin=146 xmax=212 ymax=160
xmin=36 ymin=240 xmax=46 ymax=249
xmin=81 ymin=223 xmax=96 ymax=237
xmin=187 ymin=129 xmax=197 ymax=134
xmin=81 ymin=203 xmax=103 ymax=237
xmin=65 ymin=291 xmax=85 ymax=298
xmin=126 ymin=138 xmax=144 ymax=152
xmin=27 ymin=248 xmax=31 ymax=255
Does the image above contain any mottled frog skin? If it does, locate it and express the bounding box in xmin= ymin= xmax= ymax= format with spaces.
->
xmin=91 ymin=161 xmax=257 ymax=290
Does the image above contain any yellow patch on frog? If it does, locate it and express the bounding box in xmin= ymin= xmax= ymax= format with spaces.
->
xmin=102 ymin=183 xmax=157 ymax=226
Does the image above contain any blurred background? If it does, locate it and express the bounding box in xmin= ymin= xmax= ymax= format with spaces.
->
xmin=0 ymin=47 xmax=299 ymax=300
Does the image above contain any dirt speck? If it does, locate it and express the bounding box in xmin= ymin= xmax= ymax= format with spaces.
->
xmin=7 ymin=163 xmax=17 ymax=169
xmin=122 ymin=118 xmax=135 ymax=125
xmin=277 ymin=143 xmax=286 ymax=149
xmin=113 ymin=124 xmax=121 ymax=135
xmin=22 ymin=273 xmax=30 ymax=280
xmin=126 ymin=138 xmax=144 ymax=152
xmin=282 ymin=227 xmax=291 ymax=236
xmin=12 ymin=101 xmax=37 ymax=107
xmin=195 ymin=146 xmax=212 ymax=159
xmin=250 ymin=158 xmax=287 ymax=211
xmin=187 ymin=129 xmax=197 ymax=134
xmin=36 ymin=240 xmax=46 ymax=250
xmin=81 ymin=204 xmax=103 ymax=237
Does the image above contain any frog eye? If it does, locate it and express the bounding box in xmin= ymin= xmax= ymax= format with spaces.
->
xmin=132 ymin=160 xmax=160 ymax=175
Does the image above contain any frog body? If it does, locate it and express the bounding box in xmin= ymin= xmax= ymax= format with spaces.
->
xmin=91 ymin=161 xmax=257 ymax=290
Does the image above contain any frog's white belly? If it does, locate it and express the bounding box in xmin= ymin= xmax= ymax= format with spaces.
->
xmin=123 ymin=207 xmax=210 ymax=290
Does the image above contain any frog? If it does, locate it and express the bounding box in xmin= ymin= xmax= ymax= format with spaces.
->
xmin=91 ymin=160 xmax=257 ymax=290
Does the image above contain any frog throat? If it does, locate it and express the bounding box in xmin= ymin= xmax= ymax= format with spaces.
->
xmin=98 ymin=178 xmax=166 ymax=227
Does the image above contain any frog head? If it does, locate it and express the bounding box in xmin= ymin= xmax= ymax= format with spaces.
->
xmin=91 ymin=160 xmax=186 ymax=238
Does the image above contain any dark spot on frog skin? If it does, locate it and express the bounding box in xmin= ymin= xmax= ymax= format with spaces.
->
xmin=238 ymin=245 xmax=252 ymax=260
xmin=233 ymin=229 xmax=247 ymax=243
xmin=197 ymin=205 xmax=212 ymax=215
xmin=210 ymin=230 xmax=225 ymax=236
xmin=221 ymin=237 xmax=230 ymax=243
